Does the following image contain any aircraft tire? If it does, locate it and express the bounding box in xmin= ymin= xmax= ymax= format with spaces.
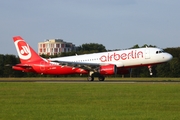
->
xmin=98 ymin=76 xmax=105 ymax=81
xmin=87 ymin=76 xmax=94 ymax=81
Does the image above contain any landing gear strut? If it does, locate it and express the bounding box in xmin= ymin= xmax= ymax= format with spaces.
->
xmin=87 ymin=71 xmax=94 ymax=81
xmin=148 ymin=65 xmax=153 ymax=76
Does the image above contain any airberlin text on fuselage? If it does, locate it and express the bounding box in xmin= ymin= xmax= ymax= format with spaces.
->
xmin=100 ymin=50 xmax=143 ymax=62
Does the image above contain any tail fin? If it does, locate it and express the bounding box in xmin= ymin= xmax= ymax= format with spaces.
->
xmin=13 ymin=36 xmax=43 ymax=64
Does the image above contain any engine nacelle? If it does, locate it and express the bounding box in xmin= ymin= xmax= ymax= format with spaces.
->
xmin=99 ymin=64 xmax=117 ymax=75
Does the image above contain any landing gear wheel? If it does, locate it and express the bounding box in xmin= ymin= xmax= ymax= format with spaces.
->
xmin=98 ymin=76 xmax=105 ymax=81
xmin=87 ymin=76 xmax=94 ymax=81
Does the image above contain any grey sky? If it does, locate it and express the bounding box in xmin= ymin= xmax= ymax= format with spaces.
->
xmin=0 ymin=0 xmax=180 ymax=55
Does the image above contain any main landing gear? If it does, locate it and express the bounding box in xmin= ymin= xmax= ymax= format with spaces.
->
xmin=87 ymin=71 xmax=105 ymax=81
xmin=87 ymin=75 xmax=105 ymax=81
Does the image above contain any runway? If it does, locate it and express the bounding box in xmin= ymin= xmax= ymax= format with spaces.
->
xmin=0 ymin=79 xmax=180 ymax=83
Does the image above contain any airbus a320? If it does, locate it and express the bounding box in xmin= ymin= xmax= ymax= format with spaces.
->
xmin=12 ymin=36 xmax=173 ymax=81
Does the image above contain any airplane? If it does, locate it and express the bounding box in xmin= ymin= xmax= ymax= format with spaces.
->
xmin=12 ymin=36 xmax=173 ymax=81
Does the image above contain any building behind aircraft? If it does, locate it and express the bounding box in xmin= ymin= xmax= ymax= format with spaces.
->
xmin=38 ymin=39 xmax=76 ymax=55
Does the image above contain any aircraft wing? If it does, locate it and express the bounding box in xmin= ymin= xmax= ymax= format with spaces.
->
xmin=50 ymin=60 xmax=123 ymax=71
xmin=51 ymin=60 xmax=103 ymax=71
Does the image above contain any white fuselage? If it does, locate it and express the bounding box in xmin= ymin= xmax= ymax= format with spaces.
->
xmin=49 ymin=47 xmax=173 ymax=68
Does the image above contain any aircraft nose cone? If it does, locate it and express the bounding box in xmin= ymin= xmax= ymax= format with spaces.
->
xmin=166 ymin=53 xmax=173 ymax=61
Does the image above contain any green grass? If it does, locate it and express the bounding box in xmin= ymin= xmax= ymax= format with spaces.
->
xmin=0 ymin=82 xmax=180 ymax=120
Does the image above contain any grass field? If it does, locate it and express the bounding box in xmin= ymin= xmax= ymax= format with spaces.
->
xmin=0 ymin=80 xmax=180 ymax=119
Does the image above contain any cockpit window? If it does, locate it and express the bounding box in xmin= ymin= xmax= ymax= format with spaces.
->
xmin=156 ymin=50 xmax=165 ymax=54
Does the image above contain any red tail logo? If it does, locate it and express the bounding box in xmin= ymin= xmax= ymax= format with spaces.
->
xmin=14 ymin=39 xmax=32 ymax=60
xmin=13 ymin=36 xmax=43 ymax=64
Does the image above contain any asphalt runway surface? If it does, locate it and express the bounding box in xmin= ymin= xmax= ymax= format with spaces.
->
xmin=0 ymin=79 xmax=180 ymax=83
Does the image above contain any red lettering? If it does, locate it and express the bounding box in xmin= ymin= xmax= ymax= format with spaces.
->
xmin=114 ymin=53 xmax=120 ymax=61
xmin=128 ymin=52 xmax=131 ymax=59
xmin=131 ymin=51 xmax=134 ymax=59
xmin=107 ymin=53 xmax=110 ymax=61
xmin=137 ymin=51 xmax=143 ymax=58
xmin=121 ymin=53 xmax=127 ymax=60
xmin=99 ymin=50 xmax=144 ymax=62
xmin=100 ymin=55 xmax=106 ymax=62
xmin=110 ymin=54 xmax=114 ymax=61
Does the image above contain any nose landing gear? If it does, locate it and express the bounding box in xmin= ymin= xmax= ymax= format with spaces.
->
xmin=148 ymin=65 xmax=153 ymax=76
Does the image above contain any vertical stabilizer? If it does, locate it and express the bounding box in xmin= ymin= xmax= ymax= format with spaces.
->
xmin=13 ymin=36 xmax=43 ymax=64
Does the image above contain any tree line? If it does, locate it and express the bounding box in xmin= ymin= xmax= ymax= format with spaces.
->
xmin=0 ymin=43 xmax=180 ymax=78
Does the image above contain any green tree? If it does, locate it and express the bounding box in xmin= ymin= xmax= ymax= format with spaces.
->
xmin=3 ymin=55 xmax=18 ymax=77
xmin=0 ymin=54 xmax=4 ymax=77
xmin=141 ymin=44 xmax=156 ymax=48
xmin=131 ymin=44 xmax=140 ymax=48
xmin=169 ymin=58 xmax=180 ymax=77
xmin=78 ymin=43 xmax=106 ymax=53
xmin=156 ymin=63 xmax=171 ymax=77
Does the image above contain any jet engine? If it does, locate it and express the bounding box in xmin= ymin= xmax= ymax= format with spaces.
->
xmin=99 ymin=64 xmax=117 ymax=75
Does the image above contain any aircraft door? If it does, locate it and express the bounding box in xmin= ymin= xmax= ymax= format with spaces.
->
xmin=145 ymin=49 xmax=150 ymax=59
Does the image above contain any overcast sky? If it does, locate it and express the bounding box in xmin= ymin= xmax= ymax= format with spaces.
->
xmin=1 ymin=0 xmax=180 ymax=55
